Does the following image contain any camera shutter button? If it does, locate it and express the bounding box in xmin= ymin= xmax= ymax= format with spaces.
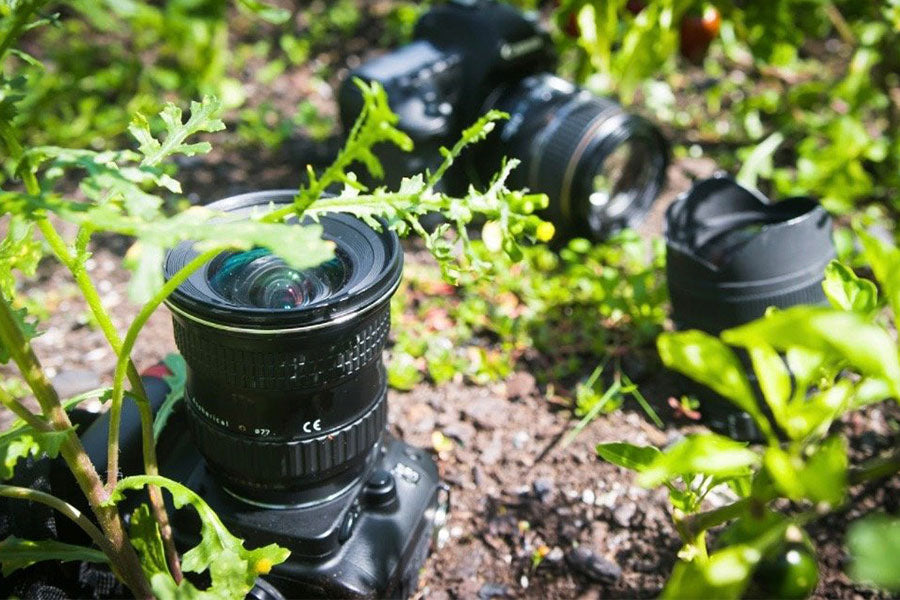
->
xmin=363 ymin=468 xmax=397 ymax=507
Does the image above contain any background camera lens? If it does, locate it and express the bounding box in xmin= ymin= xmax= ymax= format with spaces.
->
xmin=665 ymin=175 xmax=836 ymax=334
xmin=164 ymin=191 xmax=403 ymax=505
xmin=485 ymin=73 xmax=668 ymax=240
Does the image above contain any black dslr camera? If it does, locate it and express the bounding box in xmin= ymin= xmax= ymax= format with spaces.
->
xmin=43 ymin=191 xmax=447 ymax=599
xmin=339 ymin=0 xmax=668 ymax=240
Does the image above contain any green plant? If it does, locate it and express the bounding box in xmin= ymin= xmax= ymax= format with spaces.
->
xmin=387 ymin=229 xmax=667 ymax=394
xmin=554 ymin=1 xmax=900 ymax=216
xmin=0 ymin=5 xmax=550 ymax=596
xmin=596 ymin=231 xmax=900 ymax=598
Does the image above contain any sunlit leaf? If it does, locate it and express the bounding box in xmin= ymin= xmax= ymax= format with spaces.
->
xmin=637 ymin=434 xmax=759 ymax=487
xmin=848 ymin=514 xmax=900 ymax=592
xmin=0 ymin=537 xmax=107 ymax=576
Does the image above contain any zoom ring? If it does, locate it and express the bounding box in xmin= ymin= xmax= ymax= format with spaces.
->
xmin=172 ymin=307 xmax=391 ymax=390
xmin=186 ymin=390 xmax=387 ymax=485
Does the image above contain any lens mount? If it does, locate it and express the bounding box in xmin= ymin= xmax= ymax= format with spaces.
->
xmin=665 ymin=175 xmax=835 ymax=334
xmin=163 ymin=190 xmax=403 ymax=503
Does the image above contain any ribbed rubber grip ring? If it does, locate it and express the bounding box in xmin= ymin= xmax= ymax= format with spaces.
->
xmin=186 ymin=389 xmax=387 ymax=486
xmin=172 ymin=307 xmax=391 ymax=391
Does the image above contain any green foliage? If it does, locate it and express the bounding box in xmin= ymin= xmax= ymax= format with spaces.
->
xmin=0 ymin=537 xmax=108 ymax=576
xmin=0 ymin=420 xmax=70 ymax=479
xmin=599 ymin=237 xmax=900 ymax=596
xmin=556 ymin=1 xmax=900 ymax=214
xmin=152 ymin=353 xmax=187 ymax=440
xmin=109 ymin=475 xmax=290 ymax=599
xmin=389 ymin=230 xmax=667 ymax=390
xmin=848 ymin=514 xmax=900 ymax=591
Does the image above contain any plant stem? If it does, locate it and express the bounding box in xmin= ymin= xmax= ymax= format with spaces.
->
xmin=678 ymin=447 xmax=900 ymax=541
xmin=36 ymin=217 xmax=184 ymax=581
xmin=0 ymin=0 xmax=49 ymax=62
xmin=0 ymin=484 xmax=110 ymax=553
xmin=0 ymin=296 xmax=152 ymax=598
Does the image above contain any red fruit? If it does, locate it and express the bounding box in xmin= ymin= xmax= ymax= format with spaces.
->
xmin=679 ymin=6 xmax=721 ymax=63
xmin=563 ymin=9 xmax=580 ymax=37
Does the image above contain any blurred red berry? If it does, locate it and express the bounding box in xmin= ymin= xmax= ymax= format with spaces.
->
xmin=680 ymin=6 xmax=721 ymax=63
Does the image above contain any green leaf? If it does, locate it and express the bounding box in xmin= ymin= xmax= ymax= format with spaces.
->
xmin=0 ymin=303 xmax=40 ymax=364
xmin=153 ymin=354 xmax=187 ymax=440
xmin=0 ymin=424 xmax=71 ymax=480
xmin=637 ymin=434 xmax=760 ymax=488
xmin=661 ymin=544 xmax=761 ymax=600
xmin=129 ymin=504 xmax=169 ymax=581
xmin=124 ymin=242 xmax=165 ymax=304
xmin=747 ymin=345 xmax=791 ymax=427
xmin=848 ymin=514 xmax=900 ymax=591
xmin=737 ymin=132 xmax=784 ymax=189
xmin=237 ymin=0 xmax=291 ymax=24
xmin=128 ymin=96 xmax=225 ymax=167
xmin=722 ymin=307 xmax=900 ymax=399
xmin=763 ymin=436 xmax=847 ymax=506
xmin=657 ymin=331 xmax=773 ymax=438
xmin=0 ymin=537 xmax=107 ymax=576
xmin=822 ymin=260 xmax=878 ymax=316
xmin=780 ymin=380 xmax=852 ymax=440
xmin=596 ymin=442 xmax=661 ymax=472
xmin=0 ymin=217 xmax=42 ymax=297
xmin=857 ymin=228 xmax=900 ymax=323
xmin=108 ymin=475 xmax=290 ymax=597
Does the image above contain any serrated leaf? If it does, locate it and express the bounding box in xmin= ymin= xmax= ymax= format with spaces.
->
xmin=848 ymin=514 xmax=900 ymax=591
xmin=0 ymin=304 xmax=40 ymax=364
xmin=129 ymin=504 xmax=169 ymax=580
xmin=153 ymin=354 xmax=187 ymax=440
xmin=596 ymin=442 xmax=661 ymax=472
xmin=637 ymin=434 xmax=759 ymax=488
xmin=0 ymin=423 xmax=72 ymax=480
xmin=108 ymin=475 xmax=290 ymax=598
xmin=129 ymin=96 xmax=225 ymax=167
xmin=0 ymin=537 xmax=107 ymax=577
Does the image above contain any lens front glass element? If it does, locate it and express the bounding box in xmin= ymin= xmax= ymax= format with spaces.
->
xmin=589 ymin=137 xmax=656 ymax=220
xmin=208 ymin=248 xmax=349 ymax=310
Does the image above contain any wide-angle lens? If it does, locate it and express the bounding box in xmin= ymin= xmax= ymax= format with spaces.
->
xmin=163 ymin=190 xmax=403 ymax=505
xmin=208 ymin=248 xmax=348 ymax=310
xmin=483 ymin=73 xmax=668 ymax=240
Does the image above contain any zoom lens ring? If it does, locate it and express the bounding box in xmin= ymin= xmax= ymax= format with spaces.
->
xmin=186 ymin=388 xmax=387 ymax=486
xmin=534 ymin=99 xmax=621 ymax=221
xmin=172 ymin=307 xmax=391 ymax=391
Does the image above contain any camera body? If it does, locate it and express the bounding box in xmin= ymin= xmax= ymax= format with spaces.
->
xmin=340 ymin=0 xmax=668 ymax=240
xmin=339 ymin=0 xmax=554 ymax=191
xmin=66 ymin=369 xmax=447 ymax=599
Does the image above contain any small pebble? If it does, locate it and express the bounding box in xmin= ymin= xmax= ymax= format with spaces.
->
xmin=478 ymin=583 xmax=509 ymax=600
xmin=581 ymin=489 xmax=596 ymax=505
xmin=512 ymin=430 xmax=530 ymax=449
xmin=613 ymin=501 xmax=637 ymax=527
xmin=547 ymin=547 xmax=565 ymax=563
xmin=519 ymin=575 xmax=528 ymax=589
xmin=532 ymin=478 xmax=554 ymax=502
xmin=566 ymin=547 xmax=623 ymax=583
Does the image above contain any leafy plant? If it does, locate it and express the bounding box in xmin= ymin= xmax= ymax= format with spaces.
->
xmin=388 ymin=230 xmax=667 ymax=391
xmin=597 ymin=235 xmax=900 ymax=598
xmin=0 ymin=5 xmax=550 ymax=596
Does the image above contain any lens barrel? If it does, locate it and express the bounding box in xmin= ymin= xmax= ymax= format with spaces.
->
xmin=665 ymin=175 xmax=835 ymax=334
xmin=486 ymin=73 xmax=668 ymax=240
xmin=164 ymin=191 xmax=403 ymax=506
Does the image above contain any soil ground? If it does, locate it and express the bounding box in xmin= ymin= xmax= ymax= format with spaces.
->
xmin=3 ymin=149 xmax=898 ymax=599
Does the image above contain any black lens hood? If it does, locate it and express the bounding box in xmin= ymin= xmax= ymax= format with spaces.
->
xmin=164 ymin=190 xmax=403 ymax=331
xmin=665 ymin=175 xmax=834 ymax=333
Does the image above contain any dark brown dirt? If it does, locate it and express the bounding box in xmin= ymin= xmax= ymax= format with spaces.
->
xmin=2 ymin=151 xmax=898 ymax=599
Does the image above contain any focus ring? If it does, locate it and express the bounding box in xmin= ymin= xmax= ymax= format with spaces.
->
xmin=172 ymin=307 xmax=391 ymax=390
xmin=186 ymin=389 xmax=387 ymax=486
xmin=535 ymin=99 xmax=621 ymax=219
